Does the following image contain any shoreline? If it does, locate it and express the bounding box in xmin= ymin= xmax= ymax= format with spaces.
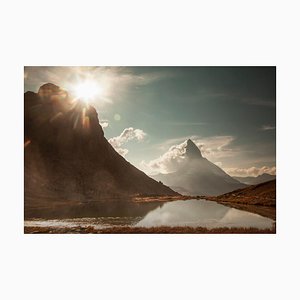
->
xmin=132 ymin=195 xmax=276 ymax=220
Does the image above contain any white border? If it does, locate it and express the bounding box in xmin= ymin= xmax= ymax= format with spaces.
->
xmin=1 ymin=1 xmax=299 ymax=299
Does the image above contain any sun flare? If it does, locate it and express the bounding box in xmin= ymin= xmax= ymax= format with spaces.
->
xmin=73 ymin=80 xmax=102 ymax=103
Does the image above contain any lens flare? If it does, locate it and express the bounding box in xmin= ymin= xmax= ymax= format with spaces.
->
xmin=73 ymin=80 xmax=102 ymax=103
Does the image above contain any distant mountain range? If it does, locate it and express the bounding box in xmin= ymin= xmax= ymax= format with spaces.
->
xmin=233 ymin=173 xmax=276 ymax=185
xmin=25 ymin=83 xmax=177 ymax=215
xmin=152 ymin=139 xmax=246 ymax=196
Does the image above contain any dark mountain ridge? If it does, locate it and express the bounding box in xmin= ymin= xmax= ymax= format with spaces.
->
xmin=25 ymin=83 xmax=177 ymax=216
xmin=208 ymin=179 xmax=276 ymax=220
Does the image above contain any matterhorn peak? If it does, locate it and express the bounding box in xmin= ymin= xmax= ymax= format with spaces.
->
xmin=185 ymin=139 xmax=203 ymax=159
xmin=153 ymin=138 xmax=246 ymax=196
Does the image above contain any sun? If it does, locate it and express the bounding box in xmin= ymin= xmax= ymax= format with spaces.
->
xmin=73 ymin=80 xmax=102 ymax=103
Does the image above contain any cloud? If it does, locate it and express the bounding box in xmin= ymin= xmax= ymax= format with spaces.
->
xmin=194 ymin=136 xmax=236 ymax=159
xmin=99 ymin=120 xmax=109 ymax=128
xmin=24 ymin=67 xmax=176 ymax=104
xmin=214 ymin=161 xmax=223 ymax=167
xmin=109 ymin=127 xmax=146 ymax=148
xmin=115 ymin=148 xmax=129 ymax=157
xmin=141 ymin=140 xmax=188 ymax=174
xmin=242 ymin=97 xmax=275 ymax=108
xmin=108 ymin=127 xmax=146 ymax=157
xmin=115 ymin=69 xmax=175 ymax=86
xmin=164 ymin=121 xmax=206 ymax=126
xmin=224 ymin=166 xmax=276 ymax=177
xmin=261 ymin=125 xmax=276 ymax=131
xmin=141 ymin=135 xmax=236 ymax=174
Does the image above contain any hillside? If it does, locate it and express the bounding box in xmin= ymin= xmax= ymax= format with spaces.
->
xmin=215 ymin=179 xmax=276 ymax=206
xmin=25 ymin=83 xmax=177 ymax=217
xmin=206 ymin=180 xmax=276 ymax=220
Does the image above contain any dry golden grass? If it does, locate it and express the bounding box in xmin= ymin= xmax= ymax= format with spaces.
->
xmin=24 ymin=225 xmax=275 ymax=234
xmin=212 ymin=180 xmax=276 ymax=206
xmin=132 ymin=195 xmax=195 ymax=203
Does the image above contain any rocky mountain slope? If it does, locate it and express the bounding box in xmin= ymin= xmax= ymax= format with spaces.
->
xmin=24 ymin=83 xmax=177 ymax=215
xmin=208 ymin=179 xmax=276 ymax=220
xmin=215 ymin=179 xmax=276 ymax=205
xmin=152 ymin=139 xmax=246 ymax=196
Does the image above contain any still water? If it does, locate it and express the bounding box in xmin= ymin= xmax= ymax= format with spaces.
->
xmin=25 ymin=199 xmax=274 ymax=229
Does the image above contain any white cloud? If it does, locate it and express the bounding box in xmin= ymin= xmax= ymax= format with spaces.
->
xmin=214 ymin=161 xmax=223 ymax=167
xmin=261 ymin=125 xmax=276 ymax=131
xmin=141 ymin=136 xmax=236 ymax=174
xmin=99 ymin=120 xmax=109 ymax=128
xmin=224 ymin=166 xmax=276 ymax=177
xmin=109 ymin=127 xmax=146 ymax=157
xmin=115 ymin=148 xmax=129 ymax=157
xmin=141 ymin=140 xmax=188 ymax=174
xmin=109 ymin=127 xmax=146 ymax=148
xmin=194 ymin=136 xmax=236 ymax=159
xmin=24 ymin=67 xmax=176 ymax=106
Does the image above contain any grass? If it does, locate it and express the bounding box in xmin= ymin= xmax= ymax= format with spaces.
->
xmin=24 ymin=225 xmax=276 ymax=234
xmin=132 ymin=194 xmax=196 ymax=203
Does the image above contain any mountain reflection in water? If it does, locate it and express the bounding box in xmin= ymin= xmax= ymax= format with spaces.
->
xmin=25 ymin=199 xmax=274 ymax=230
xmin=136 ymin=199 xmax=274 ymax=229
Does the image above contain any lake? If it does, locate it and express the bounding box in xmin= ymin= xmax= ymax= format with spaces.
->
xmin=24 ymin=199 xmax=274 ymax=230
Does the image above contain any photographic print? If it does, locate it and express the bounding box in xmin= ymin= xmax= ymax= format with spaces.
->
xmin=24 ymin=66 xmax=276 ymax=234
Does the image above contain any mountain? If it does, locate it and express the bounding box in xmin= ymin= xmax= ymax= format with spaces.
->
xmin=218 ymin=179 xmax=276 ymax=205
xmin=212 ymin=180 xmax=276 ymax=220
xmin=152 ymin=139 xmax=246 ymax=196
xmin=25 ymin=83 xmax=177 ymax=216
xmin=233 ymin=173 xmax=276 ymax=185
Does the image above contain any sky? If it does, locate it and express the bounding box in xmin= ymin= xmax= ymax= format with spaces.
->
xmin=24 ymin=66 xmax=276 ymax=177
